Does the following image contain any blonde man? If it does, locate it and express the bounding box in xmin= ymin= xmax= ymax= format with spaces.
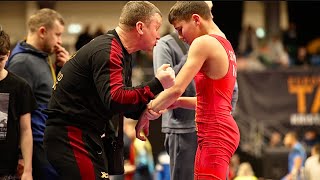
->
xmin=6 ymin=8 xmax=69 ymax=180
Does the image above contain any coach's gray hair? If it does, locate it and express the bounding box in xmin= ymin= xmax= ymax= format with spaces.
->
xmin=119 ymin=1 xmax=162 ymax=29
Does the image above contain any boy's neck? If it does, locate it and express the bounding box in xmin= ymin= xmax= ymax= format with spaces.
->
xmin=0 ymin=69 xmax=8 ymax=81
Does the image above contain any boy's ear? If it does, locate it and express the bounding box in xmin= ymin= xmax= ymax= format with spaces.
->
xmin=191 ymin=14 xmax=200 ymax=25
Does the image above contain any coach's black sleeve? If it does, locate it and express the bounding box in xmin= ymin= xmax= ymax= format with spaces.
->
xmin=91 ymin=38 xmax=163 ymax=117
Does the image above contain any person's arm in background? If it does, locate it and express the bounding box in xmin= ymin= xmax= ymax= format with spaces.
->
xmin=231 ymin=80 xmax=239 ymax=114
xmin=290 ymin=154 xmax=303 ymax=179
xmin=19 ymin=113 xmax=33 ymax=180
xmin=282 ymin=152 xmax=303 ymax=180
xmin=19 ymin=80 xmax=38 ymax=180
xmin=168 ymin=97 xmax=196 ymax=110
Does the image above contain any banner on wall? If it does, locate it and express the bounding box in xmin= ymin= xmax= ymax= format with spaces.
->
xmin=236 ymin=67 xmax=320 ymax=134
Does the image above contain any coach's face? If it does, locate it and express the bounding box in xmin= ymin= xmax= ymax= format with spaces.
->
xmin=140 ymin=13 xmax=162 ymax=51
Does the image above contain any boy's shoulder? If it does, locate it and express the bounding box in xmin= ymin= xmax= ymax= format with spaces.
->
xmin=4 ymin=71 xmax=29 ymax=87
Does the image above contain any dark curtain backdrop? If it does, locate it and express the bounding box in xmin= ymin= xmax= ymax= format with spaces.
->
xmin=287 ymin=1 xmax=320 ymax=45
xmin=211 ymin=1 xmax=243 ymax=51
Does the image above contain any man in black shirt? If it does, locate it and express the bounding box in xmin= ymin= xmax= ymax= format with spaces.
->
xmin=43 ymin=1 xmax=174 ymax=180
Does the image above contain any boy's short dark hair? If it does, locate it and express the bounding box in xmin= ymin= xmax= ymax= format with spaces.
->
xmin=0 ymin=30 xmax=10 ymax=55
xmin=168 ymin=1 xmax=212 ymax=24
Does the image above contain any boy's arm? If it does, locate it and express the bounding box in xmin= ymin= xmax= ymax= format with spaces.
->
xmin=19 ymin=113 xmax=33 ymax=179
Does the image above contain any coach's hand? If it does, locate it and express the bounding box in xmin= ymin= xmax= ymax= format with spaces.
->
xmin=135 ymin=115 xmax=149 ymax=141
xmin=156 ymin=64 xmax=175 ymax=89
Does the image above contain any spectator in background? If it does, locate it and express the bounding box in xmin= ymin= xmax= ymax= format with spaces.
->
xmin=152 ymin=26 xmax=197 ymax=180
xmin=119 ymin=118 xmax=154 ymax=180
xmin=267 ymin=34 xmax=290 ymax=68
xmin=304 ymin=143 xmax=320 ymax=180
xmin=269 ymin=131 xmax=283 ymax=148
xmin=294 ymin=46 xmax=310 ymax=67
xmin=131 ymin=131 xmax=154 ymax=180
xmin=282 ymin=22 xmax=298 ymax=62
xmin=238 ymin=24 xmax=259 ymax=57
xmin=6 ymin=8 xmax=69 ymax=180
xmin=306 ymin=37 xmax=320 ymax=66
xmin=123 ymin=119 xmax=136 ymax=180
xmin=75 ymin=24 xmax=93 ymax=51
xmin=93 ymin=24 xmax=105 ymax=38
xmin=282 ymin=131 xmax=306 ymax=180
xmin=0 ymin=29 xmax=37 ymax=180
xmin=302 ymin=129 xmax=320 ymax=150
xmin=233 ymin=162 xmax=258 ymax=180
xmin=154 ymin=151 xmax=170 ymax=180
xmin=229 ymin=154 xmax=241 ymax=180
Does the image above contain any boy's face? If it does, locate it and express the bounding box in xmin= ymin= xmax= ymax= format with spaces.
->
xmin=0 ymin=52 xmax=9 ymax=71
xmin=173 ymin=18 xmax=198 ymax=45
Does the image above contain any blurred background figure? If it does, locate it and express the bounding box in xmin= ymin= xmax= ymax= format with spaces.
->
xmin=267 ymin=34 xmax=290 ymax=68
xmin=229 ymin=154 xmax=241 ymax=180
xmin=302 ymin=129 xmax=320 ymax=150
xmin=282 ymin=22 xmax=298 ymax=63
xmin=75 ymin=24 xmax=93 ymax=51
xmin=238 ymin=24 xmax=259 ymax=57
xmin=154 ymin=151 xmax=170 ymax=180
xmin=93 ymin=24 xmax=105 ymax=38
xmin=234 ymin=162 xmax=258 ymax=180
xmin=282 ymin=131 xmax=306 ymax=180
xmin=294 ymin=46 xmax=310 ymax=67
xmin=122 ymin=118 xmax=154 ymax=180
xmin=269 ymin=131 xmax=283 ymax=148
xmin=304 ymin=143 xmax=320 ymax=180
xmin=131 ymin=134 xmax=154 ymax=180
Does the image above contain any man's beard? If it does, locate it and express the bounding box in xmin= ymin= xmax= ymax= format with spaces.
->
xmin=43 ymin=42 xmax=54 ymax=55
